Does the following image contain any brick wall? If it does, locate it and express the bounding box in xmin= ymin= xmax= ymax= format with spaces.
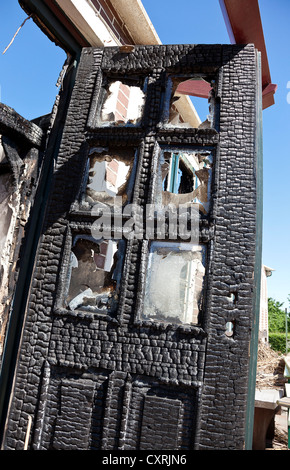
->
xmin=90 ymin=0 xmax=134 ymax=45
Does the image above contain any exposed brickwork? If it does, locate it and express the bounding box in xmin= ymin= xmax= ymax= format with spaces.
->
xmin=90 ymin=0 xmax=134 ymax=45
xmin=115 ymin=83 xmax=130 ymax=121
xmin=2 ymin=44 xmax=259 ymax=451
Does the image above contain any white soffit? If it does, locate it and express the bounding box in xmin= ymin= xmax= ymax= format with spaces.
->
xmin=54 ymin=0 xmax=161 ymax=46
xmin=55 ymin=0 xmax=119 ymax=46
xmin=54 ymin=0 xmax=200 ymax=124
xmin=109 ymin=0 xmax=161 ymax=45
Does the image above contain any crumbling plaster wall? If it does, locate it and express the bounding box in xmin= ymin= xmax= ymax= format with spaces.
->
xmin=2 ymin=44 xmax=259 ymax=450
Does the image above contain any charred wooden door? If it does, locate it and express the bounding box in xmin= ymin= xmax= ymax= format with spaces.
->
xmin=1 ymin=44 xmax=259 ymax=450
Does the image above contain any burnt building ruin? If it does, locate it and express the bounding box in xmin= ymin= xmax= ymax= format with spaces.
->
xmin=0 ymin=104 xmax=46 ymax=362
xmin=0 ymin=42 xmax=262 ymax=450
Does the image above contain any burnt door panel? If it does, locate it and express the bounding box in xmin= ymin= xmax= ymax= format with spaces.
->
xmin=2 ymin=44 xmax=258 ymax=450
xmin=140 ymin=396 xmax=182 ymax=450
xmin=53 ymin=378 xmax=95 ymax=450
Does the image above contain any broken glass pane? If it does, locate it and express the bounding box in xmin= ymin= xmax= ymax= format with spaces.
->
xmin=156 ymin=149 xmax=213 ymax=215
xmin=162 ymin=76 xmax=214 ymax=129
xmin=83 ymin=146 xmax=137 ymax=206
xmin=65 ymin=236 xmax=125 ymax=313
xmin=100 ymin=80 xmax=145 ymax=126
xmin=142 ymin=242 xmax=206 ymax=325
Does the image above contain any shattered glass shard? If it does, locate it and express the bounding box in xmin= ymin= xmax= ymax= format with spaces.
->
xmin=66 ymin=236 xmax=125 ymax=313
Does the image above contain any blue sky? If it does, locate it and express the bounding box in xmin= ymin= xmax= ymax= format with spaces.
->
xmin=0 ymin=1 xmax=289 ymax=307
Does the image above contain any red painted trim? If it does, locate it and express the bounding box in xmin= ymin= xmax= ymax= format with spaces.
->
xmin=219 ymin=0 xmax=235 ymax=43
xmin=176 ymin=80 xmax=212 ymax=99
xmin=262 ymin=83 xmax=277 ymax=96
xmin=219 ymin=0 xmax=276 ymax=108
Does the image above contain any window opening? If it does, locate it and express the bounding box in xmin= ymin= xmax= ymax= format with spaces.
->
xmin=65 ymin=236 xmax=125 ymax=313
xmin=162 ymin=76 xmax=215 ymax=129
xmin=100 ymin=79 xmax=146 ymax=126
xmin=83 ymin=146 xmax=137 ymax=207
xmin=157 ymin=149 xmax=213 ymax=214
xmin=142 ymin=242 xmax=206 ymax=326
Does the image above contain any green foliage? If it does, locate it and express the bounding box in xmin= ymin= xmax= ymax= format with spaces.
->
xmin=268 ymin=332 xmax=286 ymax=354
xmin=268 ymin=297 xmax=287 ymax=333
xmin=267 ymin=297 xmax=290 ymax=353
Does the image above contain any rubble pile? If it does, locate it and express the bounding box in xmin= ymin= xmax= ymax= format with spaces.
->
xmin=256 ymin=341 xmax=288 ymax=450
xmin=256 ymin=341 xmax=287 ymax=390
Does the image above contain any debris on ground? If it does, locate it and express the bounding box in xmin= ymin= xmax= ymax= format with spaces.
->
xmin=256 ymin=341 xmax=287 ymax=390
xmin=256 ymin=341 xmax=289 ymax=450
xmin=271 ymin=426 xmax=288 ymax=450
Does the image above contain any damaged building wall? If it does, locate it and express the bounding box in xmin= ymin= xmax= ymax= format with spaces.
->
xmin=0 ymin=104 xmax=45 ymax=364
xmin=1 ymin=44 xmax=260 ymax=450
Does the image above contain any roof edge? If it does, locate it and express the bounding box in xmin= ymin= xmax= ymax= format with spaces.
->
xmin=219 ymin=0 xmax=276 ymax=108
xmin=109 ymin=0 xmax=161 ymax=45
